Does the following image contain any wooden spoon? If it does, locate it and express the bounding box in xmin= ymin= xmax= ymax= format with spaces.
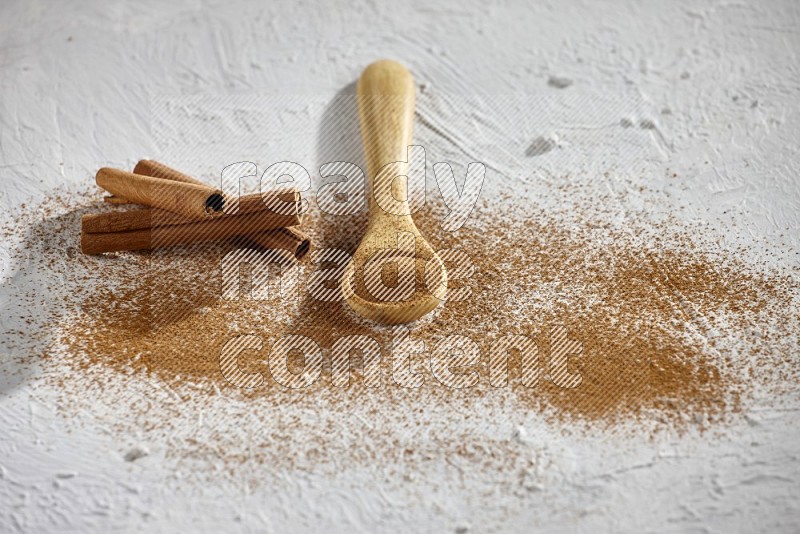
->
xmin=341 ymin=60 xmax=447 ymax=324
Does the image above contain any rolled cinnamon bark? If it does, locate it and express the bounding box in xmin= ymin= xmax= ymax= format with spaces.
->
xmin=80 ymin=211 xmax=305 ymax=255
xmin=133 ymin=159 xmax=210 ymax=187
xmin=96 ymin=168 xmax=225 ymax=219
xmin=230 ymin=227 xmax=311 ymax=261
xmin=82 ymin=189 xmax=301 ymax=234
xmin=232 ymin=227 xmax=312 ymax=261
xmin=104 ymin=161 xmax=211 ymax=205
xmin=133 ymin=160 xmax=296 ymax=216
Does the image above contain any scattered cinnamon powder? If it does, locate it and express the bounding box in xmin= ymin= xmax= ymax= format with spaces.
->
xmin=2 ymin=185 xmax=798 ymax=473
xmin=59 ymin=197 xmax=799 ymax=422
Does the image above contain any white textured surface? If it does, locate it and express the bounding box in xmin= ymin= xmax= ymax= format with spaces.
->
xmin=1 ymin=0 xmax=799 ymax=532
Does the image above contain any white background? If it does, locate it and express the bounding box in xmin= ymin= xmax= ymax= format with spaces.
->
xmin=1 ymin=0 xmax=799 ymax=532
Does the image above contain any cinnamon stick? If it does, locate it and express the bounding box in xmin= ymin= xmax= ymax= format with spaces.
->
xmin=82 ymin=189 xmax=301 ymax=234
xmin=231 ymin=227 xmax=312 ymax=261
xmin=81 ymin=211 xmax=304 ymax=255
xmin=104 ymin=160 xmax=211 ymax=205
xmin=133 ymin=159 xmax=210 ymax=187
xmin=133 ymin=160 xmax=296 ymax=216
xmin=96 ymin=168 xmax=225 ymax=220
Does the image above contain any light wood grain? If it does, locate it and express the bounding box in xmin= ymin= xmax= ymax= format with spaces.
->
xmin=342 ymin=60 xmax=447 ymax=324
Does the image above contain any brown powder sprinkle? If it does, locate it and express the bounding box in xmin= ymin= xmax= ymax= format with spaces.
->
xmin=2 ymin=185 xmax=798 ymax=473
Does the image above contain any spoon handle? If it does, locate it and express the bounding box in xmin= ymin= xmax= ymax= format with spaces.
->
xmin=356 ymin=60 xmax=416 ymax=214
